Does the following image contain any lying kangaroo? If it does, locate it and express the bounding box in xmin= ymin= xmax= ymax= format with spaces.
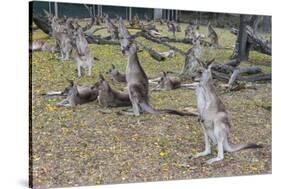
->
xmin=106 ymin=64 xmax=126 ymax=83
xmin=72 ymin=47 xmax=93 ymax=77
xmin=194 ymin=59 xmax=262 ymax=164
xmin=152 ymin=72 xmax=198 ymax=91
xmin=93 ymin=74 xmax=131 ymax=107
xmin=30 ymin=40 xmax=56 ymax=52
xmin=56 ymin=80 xmax=98 ymax=107
xmin=118 ymin=18 xmax=196 ymax=117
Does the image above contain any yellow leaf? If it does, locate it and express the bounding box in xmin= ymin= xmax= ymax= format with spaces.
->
xmin=159 ymin=150 xmax=168 ymax=157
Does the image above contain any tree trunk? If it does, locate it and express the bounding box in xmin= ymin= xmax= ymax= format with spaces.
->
xmin=232 ymin=15 xmax=249 ymax=60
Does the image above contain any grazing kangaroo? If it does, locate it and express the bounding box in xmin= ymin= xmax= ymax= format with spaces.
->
xmin=207 ymin=22 xmax=219 ymax=47
xmin=93 ymin=74 xmax=131 ymax=107
xmin=118 ymin=18 xmax=196 ymax=117
xmin=194 ymin=59 xmax=262 ymax=164
xmin=72 ymin=47 xmax=93 ymax=77
xmin=56 ymin=80 xmax=98 ymax=107
xmin=106 ymin=64 xmax=126 ymax=83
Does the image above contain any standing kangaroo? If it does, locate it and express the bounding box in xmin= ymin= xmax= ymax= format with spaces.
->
xmin=167 ymin=21 xmax=176 ymax=37
xmin=207 ymin=22 xmax=219 ymax=47
xmin=93 ymin=74 xmax=131 ymax=107
xmin=194 ymin=59 xmax=262 ymax=164
xmin=72 ymin=47 xmax=93 ymax=77
xmin=118 ymin=18 xmax=196 ymax=117
xmin=73 ymin=27 xmax=88 ymax=56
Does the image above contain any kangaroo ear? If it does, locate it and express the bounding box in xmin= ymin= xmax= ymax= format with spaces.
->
xmin=67 ymin=80 xmax=74 ymax=87
xmin=162 ymin=71 xmax=167 ymax=77
xmin=196 ymin=58 xmax=205 ymax=68
xmin=99 ymin=73 xmax=105 ymax=80
xmin=206 ymin=58 xmax=215 ymax=68
xmin=111 ymin=64 xmax=115 ymax=69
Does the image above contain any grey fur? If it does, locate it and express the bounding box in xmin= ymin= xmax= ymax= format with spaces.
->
xmin=56 ymin=81 xmax=98 ymax=107
xmin=106 ymin=64 xmax=126 ymax=83
xmin=93 ymin=74 xmax=131 ymax=107
xmin=194 ymin=59 xmax=262 ymax=164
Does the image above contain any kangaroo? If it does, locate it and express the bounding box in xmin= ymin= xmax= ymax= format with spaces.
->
xmin=56 ymin=80 xmax=98 ymax=107
xmin=54 ymin=32 xmax=73 ymax=60
xmin=176 ymin=23 xmax=182 ymax=32
xmin=105 ymin=15 xmax=119 ymax=41
xmin=185 ymin=23 xmax=195 ymax=39
xmin=167 ymin=21 xmax=176 ymax=37
xmin=106 ymin=64 xmax=126 ymax=83
xmin=158 ymin=71 xmax=181 ymax=90
xmin=152 ymin=72 xmax=198 ymax=91
xmin=92 ymin=74 xmax=131 ymax=107
xmin=30 ymin=40 xmax=57 ymax=52
xmin=207 ymin=22 xmax=219 ymax=47
xmin=72 ymin=47 xmax=93 ymax=77
xmin=183 ymin=38 xmax=202 ymax=78
xmin=73 ymin=27 xmax=88 ymax=56
xmin=118 ymin=18 xmax=197 ymax=117
xmin=194 ymin=59 xmax=262 ymax=164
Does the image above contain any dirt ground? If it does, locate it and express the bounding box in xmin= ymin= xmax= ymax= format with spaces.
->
xmin=30 ymin=22 xmax=272 ymax=188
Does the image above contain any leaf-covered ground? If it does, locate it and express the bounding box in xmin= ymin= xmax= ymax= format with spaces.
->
xmin=30 ymin=22 xmax=271 ymax=188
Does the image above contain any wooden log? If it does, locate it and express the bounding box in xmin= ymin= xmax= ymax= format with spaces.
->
xmin=136 ymin=41 xmax=165 ymax=61
xmin=228 ymin=67 xmax=262 ymax=87
xmin=85 ymin=34 xmax=119 ymax=45
xmin=230 ymin=26 xmax=271 ymax=55
xmin=140 ymin=31 xmax=186 ymax=56
xmin=212 ymin=70 xmax=271 ymax=82
xmin=32 ymin=15 xmax=51 ymax=35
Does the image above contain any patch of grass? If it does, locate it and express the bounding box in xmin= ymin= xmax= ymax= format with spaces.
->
xmin=30 ymin=22 xmax=271 ymax=188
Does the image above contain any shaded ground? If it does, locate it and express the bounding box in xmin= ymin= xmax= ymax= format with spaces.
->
xmin=30 ymin=22 xmax=272 ymax=188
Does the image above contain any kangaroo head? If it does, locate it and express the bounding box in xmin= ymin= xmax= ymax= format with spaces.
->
xmin=106 ymin=64 xmax=118 ymax=75
xmin=199 ymin=59 xmax=215 ymax=84
xmin=193 ymin=59 xmax=215 ymax=82
xmin=62 ymin=80 xmax=78 ymax=96
xmin=94 ymin=74 xmax=110 ymax=92
xmin=118 ymin=17 xmax=133 ymax=54
xmin=158 ymin=71 xmax=169 ymax=87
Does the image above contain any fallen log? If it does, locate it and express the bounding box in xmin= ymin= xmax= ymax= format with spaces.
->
xmin=140 ymin=31 xmax=186 ymax=56
xmin=32 ymin=15 xmax=51 ymax=35
xmin=136 ymin=41 xmax=165 ymax=61
xmin=228 ymin=67 xmax=262 ymax=87
xmin=85 ymin=34 xmax=119 ymax=45
xmin=212 ymin=70 xmax=271 ymax=82
xmin=230 ymin=27 xmax=271 ymax=55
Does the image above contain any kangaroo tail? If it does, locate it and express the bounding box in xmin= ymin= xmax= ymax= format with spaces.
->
xmin=160 ymin=109 xmax=198 ymax=116
xmin=41 ymin=91 xmax=65 ymax=96
xmin=139 ymin=102 xmax=160 ymax=114
xmin=223 ymin=138 xmax=263 ymax=152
